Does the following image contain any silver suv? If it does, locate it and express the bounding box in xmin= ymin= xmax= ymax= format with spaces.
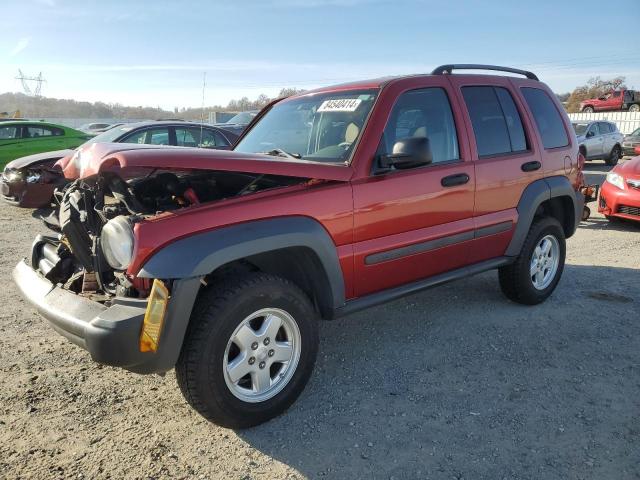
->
xmin=572 ymin=121 xmax=624 ymax=166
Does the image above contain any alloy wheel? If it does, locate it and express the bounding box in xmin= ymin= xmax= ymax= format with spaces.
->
xmin=223 ymin=308 xmax=301 ymax=403
xmin=530 ymin=234 xmax=560 ymax=290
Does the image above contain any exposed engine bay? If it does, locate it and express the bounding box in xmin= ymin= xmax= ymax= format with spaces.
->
xmin=33 ymin=169 xmax=307 ymax=301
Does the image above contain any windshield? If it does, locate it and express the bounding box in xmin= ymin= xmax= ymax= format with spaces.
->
xmin=226 ymin=112 xmax=256 ymax=125
xmin=630 ymin=128 xmax=640 ymax=137
xmin=572 ymin=123 xmax=589 ymax=136
xmin=83 ymin=125 xmax=133 ymax=145
xmin=234 ymin=89 xmax=378 ymax=164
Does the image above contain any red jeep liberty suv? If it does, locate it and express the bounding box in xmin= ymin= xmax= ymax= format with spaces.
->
xmin=13 ymin=65 xmax=584 ymax=428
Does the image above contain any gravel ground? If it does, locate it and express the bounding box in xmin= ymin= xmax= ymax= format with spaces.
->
xmin=0 ymin=161 xmax=639 ymax=480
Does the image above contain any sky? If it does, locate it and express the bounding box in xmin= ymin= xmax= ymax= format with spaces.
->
xmin=1 ymin=0 xmax=639 ymax=110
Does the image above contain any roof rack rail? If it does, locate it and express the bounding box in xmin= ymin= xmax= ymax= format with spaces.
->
xmin=431 ymin=64 xmax=539 ymax=81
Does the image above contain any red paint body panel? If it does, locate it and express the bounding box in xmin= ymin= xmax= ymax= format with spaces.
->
xmin=67 ymin=143 xmax=354 ymax=182
xmin=74 ymin=72 xmax=581 ymax=305
xmin=598 ymin=156 xmax=640 ymax=222
xmin=128 ymin=181 xmax=355 ymax=280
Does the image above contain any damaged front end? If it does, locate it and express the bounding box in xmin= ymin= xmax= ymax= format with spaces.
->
xmin=14 ymin=165 xmax=309 ymax=373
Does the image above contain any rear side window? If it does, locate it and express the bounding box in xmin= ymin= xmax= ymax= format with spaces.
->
xmin=599 ymin=122 xmax=612 ymax=134
xmin=462 ymin=86 xmax=527 ymax=157
xmin=521 ymin=87 xmax=569 ymax=149
xmin=25 ymin=125 xmax=63 ymax=137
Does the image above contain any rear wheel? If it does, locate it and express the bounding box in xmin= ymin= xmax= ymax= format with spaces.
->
xmin=629 ymin=104 xmax=640 ymax=113
xmin=499 ymin=217 xmax=566 ymax=305
xmin=606 ymin=145 xmax=621 ymax=166
xmin=176 ymin=272 xmax=319 ymax=429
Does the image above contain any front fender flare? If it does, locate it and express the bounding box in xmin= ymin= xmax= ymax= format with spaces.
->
xmin=138 ymin=216 xmax=346 ymax=309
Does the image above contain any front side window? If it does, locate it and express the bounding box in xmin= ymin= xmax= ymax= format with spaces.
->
xmin=521 ymin=87 xmax=569 ymax=149
xmin=0 ymin=126 xmax=18 ymax=139
xmin=234 ymin=89 xmax=378 ymax=164
xmin=380 ymin=87 xmax=459 ymax=164
xmin=122 ymin=128 xmax=169 ymax=145
xmin=588 ymin=123 xmax=600 ymax=137
xmin=182 ymin=127 xmax=229 ymax=148
xmin=25 ymin=125 xmax=62 ymax=138
xmin=573 ymin=123 xmax=589 ymax=136
xmin=462 ymin=86 xmax=528 ymax=157
xmin=598 ymin=122 xmax=612 ymax=134
xmin=175 ymin=128 xmax=198 ymax=147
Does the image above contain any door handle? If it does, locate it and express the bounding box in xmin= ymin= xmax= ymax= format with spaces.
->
xmin=441 ymin=173 xmax=470 ymax=187
xmin=521 ymin=161 xmax=541 ymax=172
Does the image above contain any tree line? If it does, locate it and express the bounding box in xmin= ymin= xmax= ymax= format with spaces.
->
xmin=0 ymin=87 xmax=305 ymax=121
xmin=1 ymin=78 xmax=632 ymax=119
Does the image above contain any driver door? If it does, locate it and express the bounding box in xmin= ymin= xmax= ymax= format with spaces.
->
xmin=351 ymin=82 xmax=475 ymax=297
xmin=584 ymin=123 xmax=602 ymax=159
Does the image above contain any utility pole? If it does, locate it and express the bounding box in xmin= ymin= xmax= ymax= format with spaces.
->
xmin=15 ymin=70 xmax=46 ymax=97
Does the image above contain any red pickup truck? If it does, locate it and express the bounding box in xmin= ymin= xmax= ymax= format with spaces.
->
xmin=580 ymin=89 xmax=640 ymax=113
xmin=13 ymin=64 xmax=584 ymax=428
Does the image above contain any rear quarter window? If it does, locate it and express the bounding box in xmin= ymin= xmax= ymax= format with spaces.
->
xmin=521 ymin=87 xmax=569 ymax=149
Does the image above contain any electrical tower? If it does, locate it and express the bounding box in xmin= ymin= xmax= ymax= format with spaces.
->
xmin=15 ymin=70 xmax=46 ymax=97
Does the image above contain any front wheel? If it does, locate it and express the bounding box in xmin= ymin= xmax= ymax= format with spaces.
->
xmin=582 ymin=106 xmax=594 ymax=113
xmin=498 ymin=217 xmax=566 ymax=305
xmin=176 ymin=272 xmax=319 ymax=429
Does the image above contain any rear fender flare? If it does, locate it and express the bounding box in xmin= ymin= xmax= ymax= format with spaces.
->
xmin=506 ymin=177 xmax=582 ymax=256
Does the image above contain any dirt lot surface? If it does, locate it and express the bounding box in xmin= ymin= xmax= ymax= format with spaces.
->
xmin=0 ymin=161 xmax=638 ymax=480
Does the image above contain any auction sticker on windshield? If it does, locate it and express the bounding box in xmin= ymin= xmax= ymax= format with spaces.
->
xmin=318 ymin=99 xmax=362 ymax=112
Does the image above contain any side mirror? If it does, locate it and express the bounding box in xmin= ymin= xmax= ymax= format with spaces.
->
xmin=586 ymin=131 xmax=595 ymax=138
xmin=598 ymin=96 xmax=607 ymax=101
xmin=379 ymin=136 xmax=433 ymax=170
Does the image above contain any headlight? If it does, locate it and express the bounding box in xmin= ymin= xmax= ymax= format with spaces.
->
xmin=606 ymin=172 xmax=625 ymax=190
xmin=3 ymin=169 xmax=23 ymax=182
xmin=101 ymin=216 xmax=134 ymax=270
xmin=26 ymin=171 xmax=41 ymax=183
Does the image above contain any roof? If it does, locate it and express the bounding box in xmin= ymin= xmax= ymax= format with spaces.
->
xmin=293 ymin=65 xmax=541 ymax=98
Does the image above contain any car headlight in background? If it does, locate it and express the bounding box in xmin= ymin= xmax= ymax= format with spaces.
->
xmin=3 ymin=169 xmax=23 ymax=182
xmin=101 ymin=216 xmax=134 ymax=270
xmin=25 ymin=171 xmax=41 ymax=183
xmin=606 ymin=172 xmax=625 ymax=190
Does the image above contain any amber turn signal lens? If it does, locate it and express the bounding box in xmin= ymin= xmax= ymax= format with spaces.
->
xmin=140 ymin=279 xmax=169 ymax=353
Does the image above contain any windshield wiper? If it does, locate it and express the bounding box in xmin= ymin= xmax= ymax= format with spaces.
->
xmin=260 ymin=148 xmax=301 ymax=159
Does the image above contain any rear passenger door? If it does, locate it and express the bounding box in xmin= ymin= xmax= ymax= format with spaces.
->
xmin=449 ymin=77 xmax=542 ymax=263
xmin=21 ymin=124 xmax=65 ymax=157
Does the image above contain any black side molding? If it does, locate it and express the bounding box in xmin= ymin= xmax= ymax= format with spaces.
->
xmin=335 ymin=257 xmax=512 ymax=318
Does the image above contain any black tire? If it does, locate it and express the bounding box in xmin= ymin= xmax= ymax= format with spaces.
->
xmin=498 ymin=217 xmax=566 ymax=305
xmin=605 ymin=145 xmax=621 ymax=166
xmin=629 ymin=104 xmax=640 ymax=113
xmin=176 ymin=272 xmax=319 ymax=429
xmin=582 ymin=106 xmax=594 ymax=113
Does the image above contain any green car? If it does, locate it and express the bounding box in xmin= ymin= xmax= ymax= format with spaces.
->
xmin=0 ymin=121 xmax=91 ymax=169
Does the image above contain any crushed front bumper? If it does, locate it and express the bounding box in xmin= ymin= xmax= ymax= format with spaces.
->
xmin=13 ymin=255 xmax=201 ymax=374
